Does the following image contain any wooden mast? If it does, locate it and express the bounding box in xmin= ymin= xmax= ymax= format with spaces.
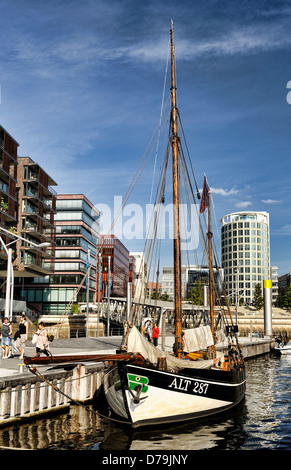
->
xmin=170 ymin=21 xmax=183 ymax=358
xmin=207 ymin=189 xmax=216 ymax=357
xmin=207 ymin=191 xmax=215 ymax=337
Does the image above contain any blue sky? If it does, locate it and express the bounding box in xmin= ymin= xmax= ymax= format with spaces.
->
xmin=1 ymin=0 xmax=291 ymax=277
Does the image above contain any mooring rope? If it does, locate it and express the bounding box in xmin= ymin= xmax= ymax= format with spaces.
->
xmin=26 ymin=364 xmax=130 ymax=425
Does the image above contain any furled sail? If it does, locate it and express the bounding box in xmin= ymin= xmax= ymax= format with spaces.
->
xmin=183 ymin=325 xmax=214 ymax=352
xmin=126 ymin=326 xmax=223 ymax=370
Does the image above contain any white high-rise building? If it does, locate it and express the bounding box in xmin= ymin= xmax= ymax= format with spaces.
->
xmin=130 ymin=252 xmax=147 ymax=301
xmin=220 ymin=211 xmax=270 ymax=305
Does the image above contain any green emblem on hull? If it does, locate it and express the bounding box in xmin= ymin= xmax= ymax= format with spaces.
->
xmin=128 ymin=374 xmax=149 ymax=393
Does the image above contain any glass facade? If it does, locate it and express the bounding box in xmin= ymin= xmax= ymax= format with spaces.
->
xmin=220 ymin=211 xmax=270 ymax=304
xmin=20 ymin=195 xmax=100 ymax=315
xmin=98 ymin=235 xmax=129 ymax=298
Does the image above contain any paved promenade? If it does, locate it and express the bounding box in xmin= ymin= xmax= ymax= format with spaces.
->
xmin=0 ymin=336 xmax=123 ymax=380
xmin=0 ymin=334 xmax=274 ymax=382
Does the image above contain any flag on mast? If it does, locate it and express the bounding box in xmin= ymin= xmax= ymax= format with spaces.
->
xmin=200 ymin=175 xmax=210 ymax=214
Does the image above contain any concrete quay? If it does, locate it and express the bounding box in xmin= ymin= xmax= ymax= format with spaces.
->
xmin=0 ymin=334 xmax=274 ymax=428
xmin=0 ymin=336 xmax=121 ymax=428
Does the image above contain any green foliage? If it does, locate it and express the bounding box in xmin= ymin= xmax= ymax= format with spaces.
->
xmin=282 ymin=286 xmax=291 ymax=309
xmin=188 ymin=280 xmax=204 ymax=305
xmin=8 ymin=226 xmax=17 ymax=235
xmin=252 ymin=283 xmax=264 ymax=310
xmin=160 ymin=291 xmax=172 ymax=301
xmin=71 ymin=303 xmax=79 ymax=314
xmin=151 ymin=292 xmax=160 ymax=300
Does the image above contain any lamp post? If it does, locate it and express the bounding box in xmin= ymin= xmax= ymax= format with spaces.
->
xmin=107 ymin=255 xmax=111 ymax=337
xmin=235 ymin=267 xmax=239 ymax=327
xmin=0 ymin=227 xmax=51 ymax=322
xmin=86 ymin=249 xmax=90 ymax=337
xmin=97 ymin=252 xmax=101 ymax=337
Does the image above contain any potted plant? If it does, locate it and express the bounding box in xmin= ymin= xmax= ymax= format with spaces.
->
xmin=1 ymin=197 xmax=8 ymax=212
xmin=8 ymin=226 xmax=17 ymax=235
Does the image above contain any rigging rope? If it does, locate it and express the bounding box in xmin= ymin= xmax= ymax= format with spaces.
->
xmin=57 ymin=97 xmax=171 ymax=326
xmin=150 ymin=38 xmax=170 ymax=205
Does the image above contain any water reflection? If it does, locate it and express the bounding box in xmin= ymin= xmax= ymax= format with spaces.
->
xmin=241 ymin=354 xmax=291 ymax=450
xmin=0 ymin=407 xmax=104 ymax=450
xmin=0 ymin=354 xmax=289 ymax=450
xmin=0 ymin=397 xmax=247 ymax=450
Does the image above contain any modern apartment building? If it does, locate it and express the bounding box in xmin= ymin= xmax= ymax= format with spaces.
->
xmin=98 ymin=235 xmax=129 ymax=298
xmin=270 ymin=266 xmax=278 ymax=305
xmin=186 ymin=265 xmax=223 ymax=300
xmin=160 ymin=265 xmax=222 ymax=301
xmin=220 ymin=211 xmax=270 ymax=305
xmin=161 ymin=266 xmax=187 ymax=300
xmin=12 ymin=157 xmax=57 ymax=313
xmin=16 ymin=194 xmax=100 ymax=315
xmin=0 ymin=126 xmax=18 ymax=230
xmin=15 ymin=157 xmax=57 ymax=277
xmin=0 ymin=126 xmax=19 ymax=310
xmin=278 ymin=272 xmax=291 ymax=291
xmin=48 ymin=194 xmax=100 ymax=314
xmin=147 ymin=281 xmax=162 ymax=298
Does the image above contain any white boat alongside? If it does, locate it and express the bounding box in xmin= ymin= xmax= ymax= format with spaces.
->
xmin=274 ymin=342 xmax=291 ymax=355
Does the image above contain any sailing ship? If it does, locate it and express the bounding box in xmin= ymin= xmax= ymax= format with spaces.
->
xmin=102 ymin=22 xmax=246 ymax=427
xmin=25 ymin=21 xmax=246 ymax=428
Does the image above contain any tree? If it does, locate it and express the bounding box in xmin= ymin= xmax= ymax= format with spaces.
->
xmin=151 ymin=292 xmax=160 ymax=300
xmin=160 ymin=291 xmax=172 ymax=301
xmin=275 ymin=291 xmax=284 ymax=308
xmin=282 ymin=287 xmax=291 ymax=309
xmin=188 ymin=280 xmax=204 ymax=305
xmin=252 ymin=283 xmax=264 ymax=310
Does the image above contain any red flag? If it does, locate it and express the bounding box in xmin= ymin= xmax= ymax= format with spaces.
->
xmin=200 ymin=176 xmax=210 ymax=213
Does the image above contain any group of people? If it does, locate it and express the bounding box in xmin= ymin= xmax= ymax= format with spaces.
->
xmin=1 ymin=314 xmax=51 ymax=359
xmin=144 ymin=321 xmax=160 ymax=346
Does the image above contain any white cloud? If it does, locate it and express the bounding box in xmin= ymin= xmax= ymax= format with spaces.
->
xmin=235 ymin=201 xmax=252 ymax=208
xmin=262 ymin=199 xmax=282 ymax=204
xmin=210 ymin=187 xmax=239 ymax=196
xmin=122 ymin=20 xmax=291 ymax=64
xmin=9 ymin=13 xmax=291 ymax=75
xmin=273 ymin=224 xmax=291 ymax=236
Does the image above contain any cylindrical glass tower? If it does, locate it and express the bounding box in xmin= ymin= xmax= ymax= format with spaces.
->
xmin=220 ymin=211 xmax=270 ymax=305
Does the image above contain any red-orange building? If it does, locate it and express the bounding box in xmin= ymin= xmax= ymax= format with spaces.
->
xmin=129 ymin=255 xmax=136 ymax=297
xmin=147 ymin=281 xmax=162 ymax=298
xmin=97 ymin=235 xmax=129 ymax=299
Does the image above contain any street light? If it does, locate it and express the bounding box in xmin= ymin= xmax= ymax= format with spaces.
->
xmin=234 ymin=268 xmax=239 ymax=326
xmin=0 ymin=227 xmax=51 ymax=321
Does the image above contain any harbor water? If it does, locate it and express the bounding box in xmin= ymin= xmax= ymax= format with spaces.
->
xmin=0 ymin=352 xmax=290 ymax=451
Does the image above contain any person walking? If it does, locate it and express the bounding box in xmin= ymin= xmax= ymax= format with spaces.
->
xmin=146 ymin=322 xmax=153 ymax=342
xmin=1 ymin=317 xmax=12 ymax=358
xmin=152 ymin=322 xmax=160 ymax=347
xmin=16 ymin=313 xmax=29 ymax=359
xmin=35 ymin=322 xmax=50 ymax=357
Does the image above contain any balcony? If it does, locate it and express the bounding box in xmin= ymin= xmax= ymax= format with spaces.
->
xmin=0 ymin=196 xmax=16 ymax=222
xmin=21 ymin=254 xmax=54 ymax=276
xmin=24 ymin=171 xmax=39 ymax=182
xmin=23 ymin=187 xmax=38 ymax=199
